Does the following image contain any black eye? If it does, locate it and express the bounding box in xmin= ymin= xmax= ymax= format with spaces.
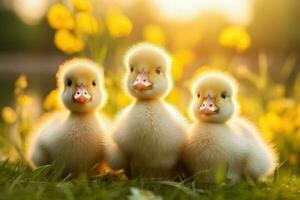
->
xmin=130 ymin=65 xmax=134 ymax=72
xmin=155 ymin=67 xmax=161 ymax=74
xmin=221 ymin=92 xmax=227 ymax=99
xmin=67 ymin=79 xmax=72 ymax=86
xmin=92 ymin=80 xmax=96 ymax=86
xmin=197 ymin=93 xmax=200 ymax=98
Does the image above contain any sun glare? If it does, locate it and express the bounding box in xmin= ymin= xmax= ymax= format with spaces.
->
xmin=12 ymin=0 xmax=48 ymax=25
xmin=152 ymin=0 xmax=253 ymax=25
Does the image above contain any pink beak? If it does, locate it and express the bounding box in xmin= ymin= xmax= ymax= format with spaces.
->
xmin=199 ymin=96 xmax=219 ymax=116
xmin=133 ymin=72 xmax=153 ymax=91
xmin=73 ymin=85 xmax=91 ymax=104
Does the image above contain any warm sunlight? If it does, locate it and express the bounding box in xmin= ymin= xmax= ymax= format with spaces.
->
xmin=12 ymin=0 xmax=48 ymax=25
xmin=0 ymin=0 xmax=299 ymax=199
xmin=152 ymin=0 xmax=253 ymax=25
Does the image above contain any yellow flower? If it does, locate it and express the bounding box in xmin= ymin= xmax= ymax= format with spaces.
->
xmin=54 ymin=29 xmax=84 ymax=54
xmin=115 ymin=91 xmax=131 ymax=107
xmin=2 ymin=107 xmax=17 ymax=124
xmin=143 ymin=24 xmax=165 ymax=45
xmin=166 ymin=87 xmax=181 ymax=106
xmin=106 ymin=8 xmax=132 ymax=38
xmin=72 ymin=0 xmax=92 ymax=12
xmin=219 ymin=26 xmax=251 ymax=52
xmin=267 ymin=99 xmax=295 ymax=114
xmin=15 ymin=74 xmax=28 ymax=90
xmin=172 ymin=49 xmax=195 ymax=80
xmin=75 ymin=12 xmax=100 ymax=34
xmin=259 ymin=112 xmax=278 ymax=140
xmin=47 ymin=3 xmax=74 ymax=30
xmin=17 ymin=95 xmax=33 ymax=106
xmin=43 ymin=89 xmax=64 ymax=111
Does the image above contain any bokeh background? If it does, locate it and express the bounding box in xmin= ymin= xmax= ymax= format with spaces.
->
xmin=0 ymin=0 xmax=299 ymax=173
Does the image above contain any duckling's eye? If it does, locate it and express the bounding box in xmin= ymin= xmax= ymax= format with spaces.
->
xmin=221 ymin=92 xmax=227 ymax=99
xmin=92 ymin=80 xmax=96 ymax=86
xmin=130 ymin=65 xmax=134 ymax=72
xmin=67 ymin=79 xmax=72 ymax=87
xmin=197 ymin=93 xmax=200 ymax=98
xmin=155 ymin=67 xmax=161 ymax=74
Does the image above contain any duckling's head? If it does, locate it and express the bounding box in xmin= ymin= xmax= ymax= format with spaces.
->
xmin=57 ymin=58 xmax=106 ymax=113
xmin=124 ymin=43 xmax=172 ymax=100
xmin=191 ymin=72 xmax=238 ymax=123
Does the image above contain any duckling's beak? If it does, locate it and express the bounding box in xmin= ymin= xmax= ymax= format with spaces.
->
xmin=199 ymin=96 xmax=219 ymax=116
xmin=133 ymin=72 xmax=153 ymax=91
xmin=73 ymin=85 xmax=91 ymax=104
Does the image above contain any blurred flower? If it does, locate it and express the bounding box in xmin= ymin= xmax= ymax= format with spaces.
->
xmin=15 ymin=74 xmax=28 ymax=90
xmin=128 ymin=187 xmax=162 ymax=200
xmin=259 ymin=111 xmax=294 ymax=140
xmin=47 ymin=3 xmax=74 ymax=30
xmin=75 ymin=12 xmax=100 ymax=34
xmin=15 ymin=74 xmax=28 ymax=95
xmin=219 ymin=26 xmax=251 ymax=52
xmin=115 ymin=91 xmax=131 ymax=107
xmin=72 ymin=0 xmax=92 ymax=12
xmin=1 ymin=107 xmax=17 ymax=124
xmin=259 ymin=112 xmax=281 ymax=140
xmin=143 ymin=24 xmax=165 ymax=45
xmin=106 ymin=8 xmax=132 ymax=38
xmin=17 ymin=95 xmax=33 ymax=106
xmin=172 ymin=49 xmax=195 ymax=80
xmin=43 ymin=89 xmax=64 ymax=111
xmin=54 ymin=29 xmax=84 ymax=54
xmin=166 ymin=87 xmax=181 ymax=106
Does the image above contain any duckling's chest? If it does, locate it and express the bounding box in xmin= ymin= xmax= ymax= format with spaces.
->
xmin=47 ymin=117 xmax=105 ymax=163
xmin=188 ymin=123 xmax=248 ymax=163
xmin=117 ymin=101 xmax=186 ymax=155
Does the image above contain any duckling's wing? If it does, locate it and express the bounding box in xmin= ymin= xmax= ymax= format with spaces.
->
xmin=28 ymin=111 xmax=70 ymax=167
xmin=233 ymin=117 xmax=277 ymax=178
xmin=231 ymin=117 xmax=262 ymax=141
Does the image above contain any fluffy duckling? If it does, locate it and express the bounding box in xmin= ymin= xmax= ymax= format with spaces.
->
xmin=28 ymin=58 xmax=108 ymax=176
xmin=183 ymin=72 xmax=276 ymax=182
xmin=109 ymin=43 xmax=187 ymax=178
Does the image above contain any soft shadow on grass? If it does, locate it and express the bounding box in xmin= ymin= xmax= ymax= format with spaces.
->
xmin=0 ymin=161 xmax=299 ymax=200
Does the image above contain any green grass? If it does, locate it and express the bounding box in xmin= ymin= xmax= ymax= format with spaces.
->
xmin=0 ymin=161 xmax=299 ymax=200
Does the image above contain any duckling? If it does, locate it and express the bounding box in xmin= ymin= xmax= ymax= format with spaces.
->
xmin=110 ymin=43 xmax=188 ymax=178
xmin=28 ymin=58 xmax=109 ymax=176
xmin=183 ymin=72 xmax=276 ymax=182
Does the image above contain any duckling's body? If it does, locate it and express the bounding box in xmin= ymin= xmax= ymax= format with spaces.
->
xmin=110 ymin=43 xmax=187 ymax=178
xmin=184 ymin=72 xmax=276 ymax=182
xmin=31 ymin=111 xmax=107 ymax=175
xmin=185 ymin=118 xmax=274 ymax=182
xmin=114 ymin=100 xmax=186 ymax=177
xmin=29 ymin=58 xmax=108 ymax=176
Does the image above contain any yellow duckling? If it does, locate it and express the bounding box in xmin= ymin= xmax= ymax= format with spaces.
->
xmin=28 ymin=58 xmax=109 ymax=176
xmin=109 ymin=43 xmax=188 ymax=178
xmin=183 ymin=72 xmax=276 ymax=182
